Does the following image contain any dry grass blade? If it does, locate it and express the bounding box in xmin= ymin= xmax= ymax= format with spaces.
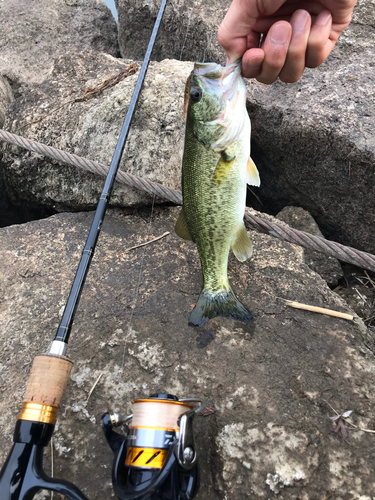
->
xmin=124 ymin=232 xmax=170 ymax=252
xmin=353 ymin=287 xmax=367 ymax=303
xmin=199 ymin=405 xmax=215 ymax=416
xmin=87 ymin=372 xmax=104 ymax=402
xmin=364 ymin=270 xmax=375 ymax=288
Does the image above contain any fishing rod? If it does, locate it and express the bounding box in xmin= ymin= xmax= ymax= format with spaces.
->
xmin=0 ymin=1 xmax=203 ymax=498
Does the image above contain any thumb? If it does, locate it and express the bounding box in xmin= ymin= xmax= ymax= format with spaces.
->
xmin=218 ymin=0 xmax=286 ymax=62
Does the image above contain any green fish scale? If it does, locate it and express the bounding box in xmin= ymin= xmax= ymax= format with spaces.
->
xmin=182 ymin=126 xmax=244 ymax=292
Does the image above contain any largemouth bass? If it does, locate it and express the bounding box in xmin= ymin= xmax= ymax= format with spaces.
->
xmin=176 ymin=59 xmax=260 ymax=327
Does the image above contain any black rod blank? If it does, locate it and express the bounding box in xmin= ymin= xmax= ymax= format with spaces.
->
xmin=55 ymin=0 xmax=167 ymax=344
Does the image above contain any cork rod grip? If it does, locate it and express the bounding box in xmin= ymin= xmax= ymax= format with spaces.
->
xmin=24 ymin=355 xmax=72 ymax=406
xmin=18 ymin=355 xmax=73 ymax=425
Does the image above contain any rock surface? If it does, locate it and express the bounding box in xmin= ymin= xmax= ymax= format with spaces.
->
xmin=115 ymin=0 xmax=229 ymax=64
xmin=0 ymin=0 xmax=119 ymax=86
xmin=277 ymin=206 xmax=343 ymax=287
xmin=0 ymin=207 xmax=374 ymax=499
xmin=0 ymin=76 xmax=13 ymax=128
xmin=2 ymin=53 xmax=192 ymax=211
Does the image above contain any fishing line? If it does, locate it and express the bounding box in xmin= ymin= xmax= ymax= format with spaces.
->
xmin=179 ymin=11 xmax=192 ymax=60
xmin=106 ymin=4 xmax=206 ymax=496
xmin=121 ymin=189 xmax=157 ymax=371
xmin=178 ymin=0 xmax=199 ymax=61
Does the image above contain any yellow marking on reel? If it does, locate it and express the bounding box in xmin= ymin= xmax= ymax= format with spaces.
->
xmin=125 ymin=447 xmax=168 ymax=469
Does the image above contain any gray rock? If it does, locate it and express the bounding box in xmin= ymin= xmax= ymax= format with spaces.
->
xmin=0 ymin=0 xmax=119 ymax=86
xmin=0 ymin=76 xmax=13 ymax=128
xmin=0 ymin=206 xmax=374 ymax=499
xmin=115 ymin=0 xmax=229 ymax=64
xmin=277 ymin=206 xmax=343 ymax=286
xmin=2 ymin=53 xmax=192 ymax=211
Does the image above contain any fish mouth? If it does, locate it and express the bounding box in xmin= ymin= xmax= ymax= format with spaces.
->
xmin=193 ymin=59 xmax=241 ymax=78
xmin=193 ymin=60 xmax=242 ymax=100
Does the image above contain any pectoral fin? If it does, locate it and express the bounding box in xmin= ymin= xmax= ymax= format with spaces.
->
xmin=247 ymin=157 xmax=260 ymax=187
xmin=175 ymin=208 xmax=192 ymax=241
xmin=231 ymin=224 xmax=253 ymax=261
xmin=213 ymin=151 xmax=236 ymax=186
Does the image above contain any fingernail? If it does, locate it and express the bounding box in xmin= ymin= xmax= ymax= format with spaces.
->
xmin=270 ymin=24 xmax=289 ymax=45
xmin=315 ymin=10 xmax=331 ymax=26
xmin=292 ymin=10 xmax=309 ymax=34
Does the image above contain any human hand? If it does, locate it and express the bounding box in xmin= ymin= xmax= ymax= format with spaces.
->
xmin=218 ymin=0 xmax=357 ymax=83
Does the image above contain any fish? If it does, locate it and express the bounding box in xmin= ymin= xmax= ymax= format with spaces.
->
xmin=175 ymin=59 xmax=260 ymax=327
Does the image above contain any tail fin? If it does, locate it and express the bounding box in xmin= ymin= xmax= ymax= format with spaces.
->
xmin=188 ymin=287 xmax=253 ymax=327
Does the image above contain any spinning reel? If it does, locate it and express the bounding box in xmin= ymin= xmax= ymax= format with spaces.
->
xmin=102 ymin=393 xmax=204 ymax=500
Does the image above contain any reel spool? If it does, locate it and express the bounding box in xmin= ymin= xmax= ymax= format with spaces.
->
xmin=102 ymin=393 xmax=205 ymax=500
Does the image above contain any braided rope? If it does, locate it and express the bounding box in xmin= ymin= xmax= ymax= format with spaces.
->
xmin=0 ymin=130 xmax=183 ymax=205
xmin=243 ymin=212 xmax=375 ymax=271
xmin=1 ymin=129 xmax=375 ymax=272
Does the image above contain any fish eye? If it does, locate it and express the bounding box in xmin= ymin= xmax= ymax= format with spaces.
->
xmin=190 ymin=87 xmax=202 ymax=103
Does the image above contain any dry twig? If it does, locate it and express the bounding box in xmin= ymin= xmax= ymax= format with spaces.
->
xmin=281 ymin=299 xmax=353 ymax=321
xmin=19 ymin=64 xmax=139 ymax=130
xmin=87 ymin=372 xmax=104 ymax=402
xmin=123 ymin=232 xmax=170 ymax=252
xmin=364 ymin=270 xmax=375 ymax=288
